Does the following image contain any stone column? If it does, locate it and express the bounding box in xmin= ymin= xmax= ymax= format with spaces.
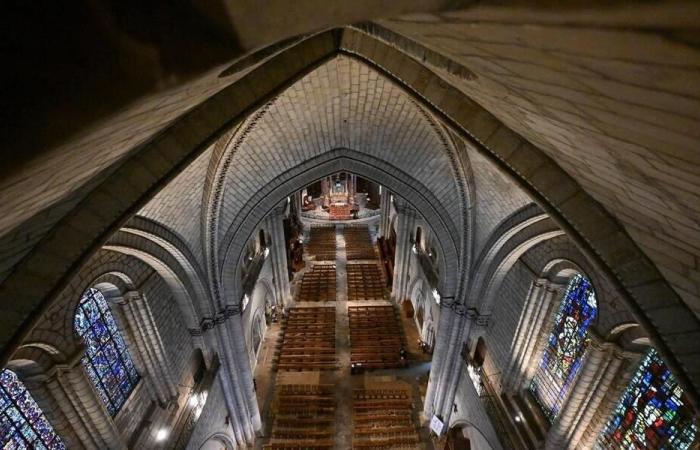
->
xmin=544 ymin=338 xmax=627 ymax=450
xmin=265 ymin=204 xmax=292 ymax=307
xmin=116 ymin=291 xmax=177 ymax=406
xmin=391 ymin=200 xmax=416 ymax=303
xmin=502 ymin=279 xmax=561 ymax=391
xmin=573 ymin=352 xmax=642 ymax=449
xmin=379 ymin=187 xmax=392 ymax=238
xmin=20 ymin=371 xmax=84 ymax=449
xmin=50 ymin=352 xmax=127 ymax=449
xmin=433 ymin=303 xmax=470 ymax=423
xmin=350 ymin=174 xmax=357 ymax=202
xmin=209 ymin=306 xmax=261 ymax=447
xmin=423 ymin=298 xmax=465 ymax=422
xmin=515 ymin=282 xmax=564 ymax=392
xmin=289 ymin=190 xmax=302 ymax=225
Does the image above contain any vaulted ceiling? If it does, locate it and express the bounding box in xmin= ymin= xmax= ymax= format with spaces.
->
xmin=1 ymin=1 xmax=699 ymax=404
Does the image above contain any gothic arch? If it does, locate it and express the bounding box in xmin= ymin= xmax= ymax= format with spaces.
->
xmin=447 ymin=420 xmax=497 ymax=450
xmin=0 ymin=26 xmax=695 ymax=404
xmin=218 ymin=151 xmax=460 ymax=306
xmin=199 ymin=432 xmax=235 ymax=450
xmin=106 ymin=226 xmax=211 ymax=333
xmin=469 ymin=206 xmax=564 ymax=315
xmin=250 ymin=308 xmax=266 ymax=360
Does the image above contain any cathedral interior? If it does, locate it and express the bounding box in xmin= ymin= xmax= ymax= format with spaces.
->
xmin=1 ymin=1 xmax=700 ymax=449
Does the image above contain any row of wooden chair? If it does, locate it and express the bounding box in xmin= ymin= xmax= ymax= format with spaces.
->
xmin=264 ymin=384 xmax=336 ymax=450
xmin=347 ymin=263 xmax=385 ymax=301
xmin=344 ymin=226 xmax=376 ymax=260
xmin=352 ymin=388 xmax=420 ymax=449
xmin=297 ymin=264 xmax=337 ymax=302
xmin=306 ymin=226 xmax=336 ymax=261
xmin=354 ymin=389 xmax=409 ymax=400
xmin=274 ymin=307 xmax=337 ymax=371
xmin=348 ymin=305 xmax=405 ymax=369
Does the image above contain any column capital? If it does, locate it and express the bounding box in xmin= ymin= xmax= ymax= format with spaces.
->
xmin=113 ymin=290 xmax=143 ymax=306
xmin=199 ymin=304 xmax=242 ymax=332
xmin=393 ymin=198 xmax=418 ymax=217
xmin=440 ymin=296 xmax=457 ymax=309
xmin=269 ymin=201 xmax=287 ymax=217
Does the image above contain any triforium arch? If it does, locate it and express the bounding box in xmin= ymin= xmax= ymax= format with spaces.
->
xmin=0 ymin=26 xmax=697 ymax=408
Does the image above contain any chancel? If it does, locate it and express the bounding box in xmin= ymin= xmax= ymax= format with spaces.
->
xmin=300 ymin=174 xmax=380 ymax=221
xmin=1 ymin=2 xmax=700 ymax=449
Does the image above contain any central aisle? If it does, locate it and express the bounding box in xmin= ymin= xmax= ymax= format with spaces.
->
xmin=259 ymin=222 xmax=432 ymax=450
xmin=334 ymin=225 xmax=353 ymax=449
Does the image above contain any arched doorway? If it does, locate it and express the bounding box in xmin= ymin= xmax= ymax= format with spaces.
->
xmin=444 ymin=425 xmax=471 ymax=450
xmin=402 ymin=299 xmax=415 ymax=318
xmin=417 ymin=304 xmax=425 ymax=330
xmin=473 ymin=337 xmax=486 ymax=368
xmin=259 ymin=229 xmax=267 ymax=249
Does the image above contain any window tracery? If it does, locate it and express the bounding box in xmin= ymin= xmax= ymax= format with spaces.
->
xmin=597 ymin=349 xmax=697 ymax=449
xmin=74 ymin=287 xmax=139 ymax=416
xmin=529 ymin=273 xmax=597 ymax=420
xmin=0 ymin=369 xmax=65 ymax=449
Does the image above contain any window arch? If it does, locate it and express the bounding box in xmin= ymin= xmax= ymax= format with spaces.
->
xmin=597 ymin=349 xmax=697 ymax=449
xmin=74 ymin=287 xmax=139 ymax=416
xmin=0 ymin=368 xmax=65 ymax=449
xmin=529 ymin=273 xmax=597 ymax=421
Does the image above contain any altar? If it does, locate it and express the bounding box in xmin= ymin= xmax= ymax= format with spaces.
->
xmin=299 ymin=172 xmax=379 ymax=221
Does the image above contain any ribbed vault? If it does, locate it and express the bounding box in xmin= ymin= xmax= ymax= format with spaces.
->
xmin=207 ymin=56 xmax=469 ymax=304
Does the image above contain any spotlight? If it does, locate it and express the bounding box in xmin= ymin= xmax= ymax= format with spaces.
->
xmin=155 ymin=429 xmax=168 ymax=442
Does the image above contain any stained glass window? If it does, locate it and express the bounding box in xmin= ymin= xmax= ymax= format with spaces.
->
xmin=1 ymin=369 xmax=65 ymax=449
xmin=597 ymin=349 xmax=697 ymax=449
xmin=74 ymin=287 xmax=139 ymax=416
xmin=529 ymin=273 xmax=597 ymax=421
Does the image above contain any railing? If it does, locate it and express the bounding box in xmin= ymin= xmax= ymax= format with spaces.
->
xmin=414 ymin=248 xmax=439 ymax=289
xmin=172 ymin=358 xmax=221 ymax=450
xmin=300 ymin=208 xmax=381 ymax=220
xmin=478 ymin=370 xmax=525 ymax=450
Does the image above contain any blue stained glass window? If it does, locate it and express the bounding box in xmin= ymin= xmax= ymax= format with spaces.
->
xmin=529 ymin=273 xmax=597 ymax=421
xmin=597 ymin=349 xmax=697 ymax=449
xmin=75 ymin=287 xmax=139 ymax=416
xmin=0 ymin=369 xmax=65 ymax=449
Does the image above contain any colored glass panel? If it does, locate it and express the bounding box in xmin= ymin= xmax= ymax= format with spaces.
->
xmin=0 ymin=369 xmax=65 ymax=449
xmin=529 ymin=274 xmax=597 ymax=421
xmin=597 ymin=349 xmax=697 ymax=449
xmin=74 ymin=287 xmax=139 ymax=416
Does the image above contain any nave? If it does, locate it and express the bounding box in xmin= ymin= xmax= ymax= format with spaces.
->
xmin=254 ymin=223 xmax=431 ymax=449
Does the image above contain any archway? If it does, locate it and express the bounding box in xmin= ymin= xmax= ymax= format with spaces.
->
xmin=445 ymin=424 xmax=471 ymax=450
xmin=0 ymin=26 xmax=696 ymax=407
xmin=217 ymin=152 xmax=462 ymax=308
xmin=402 ymin=299 xmax=415 ymax=319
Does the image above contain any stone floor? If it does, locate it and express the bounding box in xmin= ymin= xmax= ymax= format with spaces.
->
xmin=254 ymin=223 xmax=435 ymax=449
